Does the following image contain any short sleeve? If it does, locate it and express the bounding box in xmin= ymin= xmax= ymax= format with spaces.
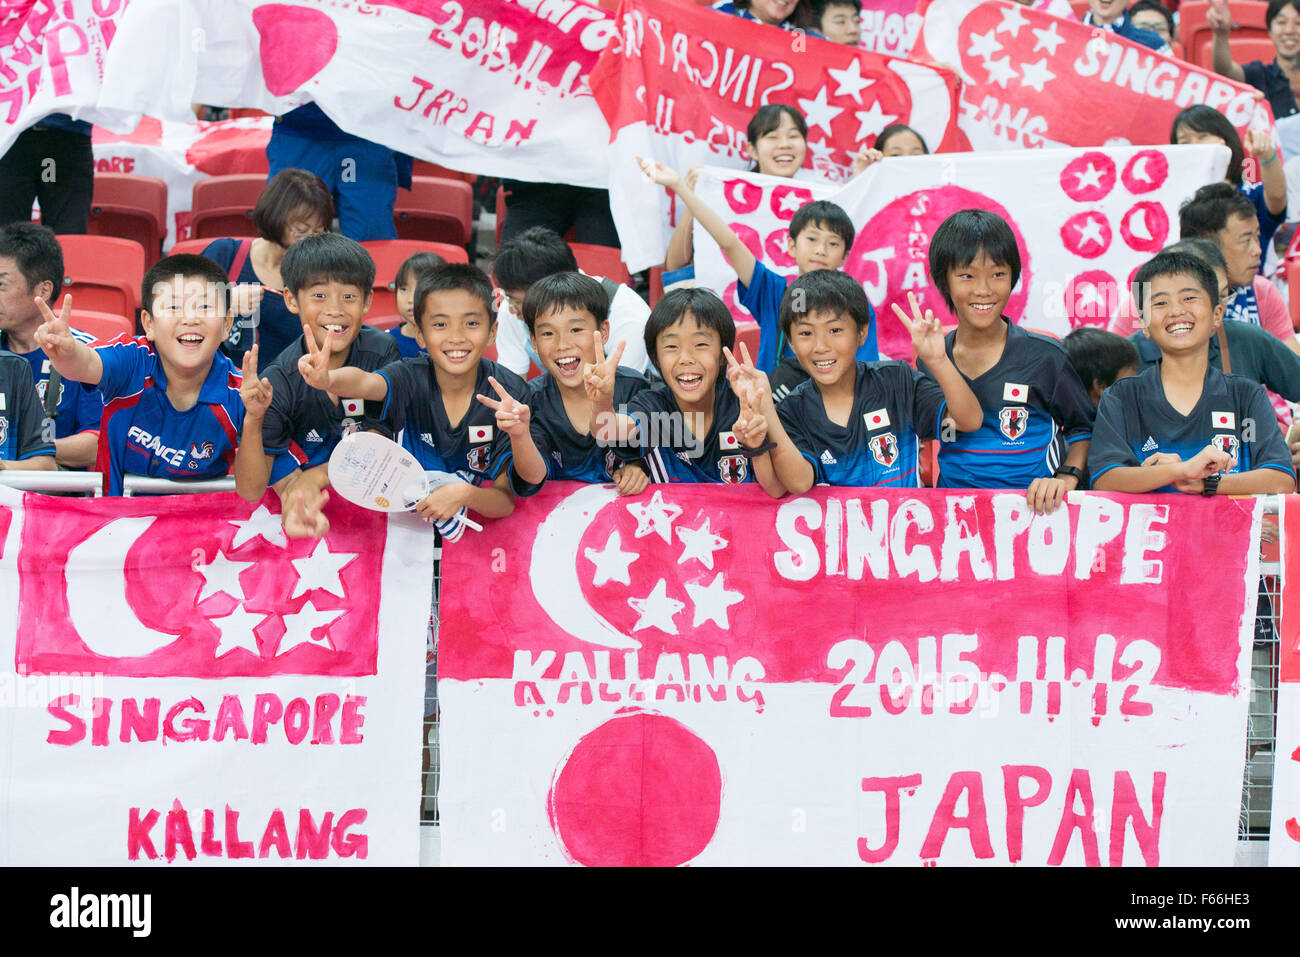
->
xmin=775 ymin=396 xmax=823 ymax=481
xmin=1086 ymin=387 xmax=1137 ymax=480
xmin=1046 ymin=352 xmax=1096 ymax=442
xmin=260 ymin=364 xmax=297 ymax=453
xmin=1242 ymin=381 xmax=1296 ymax=476
xmin=908 ymin=366 xmax=947 ymax=441
xmin=95 ymin=339 xmax=148 ymax=401
xmin=5 ymin=360 xmax=53 ymax=460
xmin=268 ymin=448 xmax=306 ymax=486
xmin=372 ymin=358 xmax=422 ymax=433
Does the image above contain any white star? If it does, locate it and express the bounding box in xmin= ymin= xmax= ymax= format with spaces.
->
xmin=984 ymin=56 xmax=1018 ymax=88
xmin=228 ymin=504 xmax=287 ymax=550
xmin=685 ymin=574 xmax=744 ymax=630
xmin=797 ymin=85 xmax=844 ymax=138
xmin=1073 ymin=162 xmax=1105 ymax=190
xmin=776 ymin=189 xmax=804 ymax=214
xmin=826 ymin=58 xmax=874 ymax=102
xmin=584 ymin=530 xmax=639 ymax=586
xmin=676 ymin=519 xmax=728 ymax=570
xmin=807 ymin=138 xmax=837 ymax=162
xmin=626 ymin=490 xmax=682 ymax=544
xmin=210 ymin=604 xmax=270 ymax=659
xmin=967 ymin=28 xmax=1002 ymax=61
xmin=854 ymin=101 xmax=899 ymax=140
xmin=997 ymin=3 xmax=1028 ymax=37
xmin=275 ymin=599 xmax=345 ymax=655
xmin=1018 ymin=57 xmax=1055 ymax=93
xmin=1074 ymin=215 xmax=1107 ymax=249
xmin=195 ymin=549 xmax=254 ymax=603
xmin=1032 ymin=21 xmax=1065 ymax=55
xmin=290 ymin=540 xmax=357 ymax=600
xmin=627 ymin=579 xmax=685 ymax=634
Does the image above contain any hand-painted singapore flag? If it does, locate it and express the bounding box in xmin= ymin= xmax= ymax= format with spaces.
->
xmin=592 ymin=0 xmax=960 ymax=271
xmin=439 ymin=483 xmax=1257 ymax=866
xmin=0 ymin=486 xmax=430 ymax=865
xmin=913 ymin=0 xmax=1275 ymax=151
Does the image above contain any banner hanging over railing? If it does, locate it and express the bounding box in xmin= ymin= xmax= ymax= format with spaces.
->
xmin=439 ymin=483 xmax=1258 ymax=866
xmin=1272 ymin=496 xmax=1300 ymax=866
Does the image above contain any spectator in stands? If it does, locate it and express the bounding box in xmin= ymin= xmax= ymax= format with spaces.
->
xmin=875 ymin=124 xmax=929 ymax=156
xmin=713 ymin=0 xmax=815 ymax=31
xmin=1210 ymin=0 xmax=1300 ymax=120
xmin=499 ymin=181 xmax=621 ymax=250
xmin=1061 ymin=327 xmax=1139 ymax=407
xmin=0 ymin=224 xmax=102 ymax=468
xmin=492 ymin=226 xmax=652 ymax=377
xmin=0 ymin=349 xmax=55 ymax=471
xmin=1128 ymin=0 xmax=1176 ymax=48
xmin=266 ymin=103 xmax=412 ymax=241
xmin=0 ymin=114 xmax=94 ymax=234
xmin=808 ymin=0 xmax=861 ymax=44
xmin=201 ymin=168 xmax=332 ymax=375
xmin=391 ymin=251 xmax=445 ymax=358
xmin=1080 ymin=0 xmax=1172 ymax=54
xmin=1172 ymin=106 xmax=1288 ymax=258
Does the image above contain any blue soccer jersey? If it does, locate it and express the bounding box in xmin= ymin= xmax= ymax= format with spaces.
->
xmin=95 ymin=336 xmax=245 ymax=495
xmin=624 ymin=378 xmax=755 ymax=484
xmin=1089 ymin=365 xmax=1295 ymax=491
xmin=918 ymin=321 xmax=1094 ymax=489
xmin=777 ymin=361 xmax=947 ymax=487
xmin=1 ymin=328 xmax=103 ymax=441
xmin=524 ymin=368 xmax=649 ymax=485
xmin=0 ymin=351 xmax=55 ymax=462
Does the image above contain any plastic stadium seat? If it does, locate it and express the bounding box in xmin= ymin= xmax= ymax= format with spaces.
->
xmin=167 ymin=239 xmax=218 ymax=257
xmin=1180 ymin=0 xmax=1269 ymax=70
xmin=363 ymin=313 xmax=403 ymax=332
xmin=57 ymin=235 xmax=144 ymax=316
xmin=1069 ymin=0 xmax=1089 ymax=17
xmin=361 ymin=239 xmax=470 ymax=317
xmin=86 ymin=173 xmax=167 ymax=263
xmin=736 ymin=320 xmax=760 ymax=361
xmin=570 ymin=243 xmax=631 ymax=286
xmin=190 ymin=174 xmax=265 ymax=239
xmin=411 ymin=160 xmax=475 ymax=183
xmin=393 ymin=176 xmax=474 ymax=246
xmin=70 ymin=310 xmax=133 ymax=342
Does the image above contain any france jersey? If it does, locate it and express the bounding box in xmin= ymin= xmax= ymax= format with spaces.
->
xmin=0 ymin=351 xmax=55 ymax=461
xmin=777 ymin=361 xmax=946 ymax=487
xmin=1089 ymin=365 xmax=1294 ymax=491
xmin=1 ymin=328 xmax=103 ymax=440
xmin=524 ymin=368 xmax=649 ymax=486
xmin=95 ymin=336 xmax=244 ymax=496
xmin=262 ymin=326 xmax=399 ymax=485
xmin=370 ymin=356 xmax=528 ymax=486
xmin=918 ymin=321 xmax=1094 ymax=489
xmin=624 ymin=378 xmax=755 ymax=484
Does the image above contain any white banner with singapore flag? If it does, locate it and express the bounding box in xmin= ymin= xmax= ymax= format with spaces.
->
xmin=690 ymin=143 xmax=1228 ymax=363
xmin=439 ymin=483 xmax=1256 ymax=866
xmin=0 ymin=486 xmax=430 ymax=866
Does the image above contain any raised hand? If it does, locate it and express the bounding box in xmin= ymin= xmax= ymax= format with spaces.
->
xmin=475 ymin=375 xmax=531 ymax=437
xmin=240 ymin=344 xmax=274 ymax=420
xmin=231 ymin=283 xmax=265 ymax=315
xmin=1207 ymin=0 xmax=1230 ymax=35
xmin=1244 ymin=128 xmax=1277 ymax=162
xmin=723 ymin=341 xmax=773 ymax=416
xmin=892 ymin=292 xmax=946 ymax=364
xmin=636 ymin=155 xmax=684 ymax=192
xmin=33 ymin=294 xmax=78 ymax=360
xmin=851 ymin=146 xmax=883 ymax=176
xmin=296 ymin=322 xmax=332 ymax=392
xmin=731 ymin=387 xmax=770 ymax=450
xmin=583 ymin=328 xmax=625 ymax=404
xmin=683 ymin=165 xmax=703 ymax=191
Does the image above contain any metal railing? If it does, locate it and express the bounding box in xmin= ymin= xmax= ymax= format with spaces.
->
xmin=0 ymin=471 xmax=104 ymax=495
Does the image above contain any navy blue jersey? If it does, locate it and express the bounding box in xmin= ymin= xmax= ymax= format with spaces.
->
xmin=95 ymin=337 xmax=244 ymax=495
xmin=1089 ymin=364 xmax=1295 ymax=490
xmin=919 ymin=321 xmax=1094 ymax=489
xmin=1 ymin=328 xmax=103 ymax=440
xmin=625 ymin=378 xmax=755 ymax=484
xmin=371 ymin=356 xmax=528 ymax=485
xmin=524 ymin=368 xmax=649 ymax=486
xmin=777 ymin=361 xmax=947 ymax=487
xmin=262 ymin=326 xmax=400 ymax=485
xmin=0 ymin=351 xmax=55 ymax=461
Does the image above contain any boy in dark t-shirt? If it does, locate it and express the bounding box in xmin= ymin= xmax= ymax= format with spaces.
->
xmin=0 ymin=349 xmax=55 ymax=468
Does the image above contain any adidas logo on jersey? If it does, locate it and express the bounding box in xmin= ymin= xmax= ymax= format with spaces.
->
xmin=421 ymin=432 xmax=435 ymax=446
xmin=1141 ymin=436 xmax=1158 ymax=452
xmin=820 ymin=450 xmax=837 ymax=465
xmin=305 ymin=429 xmax=324 ymax=444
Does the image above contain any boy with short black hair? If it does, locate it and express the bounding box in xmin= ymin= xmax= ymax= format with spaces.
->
xmin=35 ymin=254 xmax=243 ymax=494
xmin=1061 ymin=327 xmax=1140 ymax=407
xmin=1090 ymin=250 xmax=1296 ymax=495
xmin=811 ymin=0 xmax=862 ymax=45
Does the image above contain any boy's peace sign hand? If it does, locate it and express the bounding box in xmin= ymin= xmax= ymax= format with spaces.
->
xmin=33 ymin=294 xmax=78 ymax=361
xmin=637 ymin=156 xmax=684 ymax=193
xmin=296 ymin=324 xmax=332 ymax=392
xmin=283 ymin=484 xmax=330 ymax=540
xmin=475 ymin=375 xmax=532 ymax=437
xmin=723 ymin=341 xmax=773 ymax=415
xmin=583 ymin=329 xmax=625 ymax=403
xmin=240 ymin=344 xmax=274 ymax=420
xmin=892 ymin=292 xmax=946 ymax=364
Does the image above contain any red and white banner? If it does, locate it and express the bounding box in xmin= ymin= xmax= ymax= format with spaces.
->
xmin=98 ymin=0 xmax=615 ymax=186
xmin=0 ymin=0 xmax=137 ymax=156
xmin=0 ymin=487 xmax=430 ymax=865
xmin=592 ymin=0 xmax=961 ymax=271
xmin=692 ymin=143 xmax=1228 ymax=361
xmin=1272 ymin=497 xmax=1300 ymax=866
xmin=858 ymin=0 xmax=1073 ymax=58
xmin=439 ymin=484 xmax=1257 ymax=866
xmin=915 ymin=0 xmax=1274 ymax=151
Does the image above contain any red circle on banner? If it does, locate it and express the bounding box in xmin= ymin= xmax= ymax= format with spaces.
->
xmin=1059 ymin=152 xmax=1117 ymax=203
xmin=765 ymin=229 xmax=796 ymax=268
xmin=1065 ymin=270 xmax=1120 ymax=328
xmin=770 ymin=184 xmax=815 ymax=221
xmin=548 ymin=710 xmax=722 ymax=867
xmin=1060 ymin=211 xmax=1112 ymax=258
xmin=253 ymin=4 xmax=339 ymax=97
xmin=731 ymin=222 xmax=763 ymax=262
xmin=723 ymin=179 xmax=763 ymax=215
xmin=1120 ymin=202 xmax=1169 ymax=253
xmin=1121 ymin=150 xmax=1169 ymax=194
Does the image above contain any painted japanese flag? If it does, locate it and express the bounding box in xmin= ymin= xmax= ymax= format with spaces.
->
xmin=1212 ymin=412 xmax=1236 ymax=430
xmin=864 ymin=409 xmax=891 ymax=429
xmin=469 ymin=426 xmax=493 ymax=443
xmin=342 ymin=398 xmax=363 ymax=417
xmin=1004 ymin=383 xmax=1029 ymax=402
xmin=719 ymin=432 xmax=739 ymax=450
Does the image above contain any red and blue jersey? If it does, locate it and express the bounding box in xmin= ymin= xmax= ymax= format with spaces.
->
xmin=94 ymin=336 xmax=244 ymax=495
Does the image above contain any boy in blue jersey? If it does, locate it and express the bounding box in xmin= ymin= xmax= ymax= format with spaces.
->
xmin=588 ymin=288 xmax=787 ymax=495
xmin=297 ymin=263 xmax=535 ymax=524
xmin=1090 ymin=250 xmax=1296 ymax=495
xmin=772 ymin=271 xmax=982 ymax=491
xmin=0 ymin=349 xmax=55 ymax=469
xmin=918 ymin=210 xmax=1095 ymax=514
xmin=35 ymin=255 xmax=244 ymax=495
xmin=232 ymin=233 xmax=399 ymax=519
xmin=0 ymin=223 xmax=102 ymax=468
xmin=496 ymin=272 xmax=650 ymax=496
xmin=637 ymin=158 xmax=879 ymax=377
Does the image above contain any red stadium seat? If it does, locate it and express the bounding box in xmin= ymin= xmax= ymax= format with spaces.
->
xmin=364 ymin=313 xmax=403 ymax=332
xmin=1069 ymin=0 xmax=1089 ymax=18
xmin=570 ymin=243 xmax=631 ymax=286
xmin=920 ymin=440 xmax=940 ymax=488
xmin=70 ymin=309 xmax=133 ymax=342
xmin=1180 ymin=0 xmax=1269 ymax=70
xmin=361 ymin=239 xmax=470 ymax=316
xmin=86 ymin=173 xmax=167 ymax=264
xmin=167 ymin=238 xmax=218 ymax=257
xmin=411 ymin=160 xmax=476 ymax=183
xmin=190 ymin=174 xmax=265 ymax=239
xmin=736 ymin=320 xmax=760 ymax=361
xmin=57 ymin=235 xmax=144 ymax=316
xmin=393 ymin=176 xmax=474 ymax=246
xmin=649 ymin=266 xmax=664 ymax=307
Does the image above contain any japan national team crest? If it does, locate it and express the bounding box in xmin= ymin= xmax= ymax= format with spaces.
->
xmin=0 ymin=416 xmax=7 ymax=448
xmin=604 ymin=449 xmax=619 ymax=478
xmin=718 ymin=454 xmax=748 ymax=484
xmin=1211 ymin=434 xmax=1239 ymax=459
xmin=999 ymin=406 xmax=1029 ymax=440
xmin=869 ymin=432 xmax=899 ymax=467
xmin=467 ymin=444 xmax=491 ymax=473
